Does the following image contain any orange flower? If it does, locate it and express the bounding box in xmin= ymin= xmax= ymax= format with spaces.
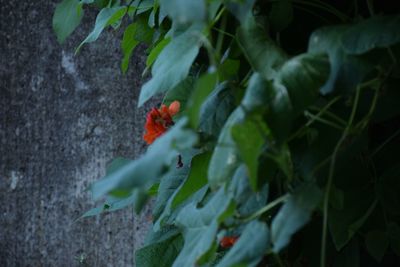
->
xmin=219 ymin=236 xmax=239 ymax=248
xmin=143 ymin=101 xmax=180 ymax=144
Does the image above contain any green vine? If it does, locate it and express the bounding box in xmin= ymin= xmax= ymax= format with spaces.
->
xmin=53 ymin=0 xmax=400 ymax=266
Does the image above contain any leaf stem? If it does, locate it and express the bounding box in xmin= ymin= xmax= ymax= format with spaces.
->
xmin=243 ymin=194 xmax=289 ymax=222
xmin=288 ymin=96 xmax=342 ymax=142
xmin=320 ymin=85 xmax=362 ymax=267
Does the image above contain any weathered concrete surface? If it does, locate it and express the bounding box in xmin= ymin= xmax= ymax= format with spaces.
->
xmin=0 ymin=1 xmax=156 ymax=266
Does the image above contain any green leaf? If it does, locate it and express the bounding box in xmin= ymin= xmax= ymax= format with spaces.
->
xmin=329 ymin=168 xmax=376 ymax=250
xmin=225 ymin=0 xmax=256 ymax=23
xmin=269 ymin=0 xmax=293 ymax=32
xmin=121 ymin=23 xmax=140 ymax=73
xmin=153 ymin=151 xmax=192 ymax=221
xmin=163 ymin=77 xmax=194 ymax=115
xmin=308 ymin=26 xmax=372 ymax=94
xmin=136 ymin=234 xmax=184 ymax=267
xmin=216 ymin=221 xmax=270 ymax=267
xmin=237 ymin=15 xmax=287 ymax=80
xmin=198 ymin=82 xmax=235 ymax=137
xmin=145 ymin=37 xmax=171 ymax=68
xmin=228 ymin=164 xmax=269 ymax=217
xmin=187 ymin=72 xmax=219 ymax=128
xmin=277 ymin=53 xmax=330 ymax=115
xmin=208 ymin=108 xmax=245 ymax=188
xmin=365 ymin=230 xmax=389 ymax=262
xmin=138 ymin=25 xmax=203 ymax=106
xmin=173 ymin=187 xmax=235 ymax=267
xmin=90 ymin=119 xmax=197 ymax=200
xmin=76 ymin=6 xmax=127 ymax=52
xmin=218 ymin=59 xmax=240 ymax=81
xmin=121 ymin=17 xmax=155 ymax=73
xmin=231 ymin=116 xmax=269 ymax=190
xmin=265 ymin=53 xmax=329 ymax=141
xmin=341 ymin=15 xmax=400 ymax=55
xmin=271 ymin=184 xmax=322 ymax=252
xmin=160 ymin=0 xmax=206 ymax=25
xmin=208 ymin=73 xmax=270 ymax=188
xmin=53 ymin=0 xmax=84 ymax=44
xmin=172 ymin=151 xmax=212 ymax=209
xmin=153 ymin=185 xmax=208 ymax=232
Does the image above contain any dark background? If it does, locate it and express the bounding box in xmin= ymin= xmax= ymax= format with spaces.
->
xmin=0 ymin=1 xmax=156 ymax=266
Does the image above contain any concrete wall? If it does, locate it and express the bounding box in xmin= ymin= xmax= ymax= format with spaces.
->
xmin=0 ymin=1 xmax=155 ymax=266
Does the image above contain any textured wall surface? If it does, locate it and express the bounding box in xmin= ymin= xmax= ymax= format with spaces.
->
xmin=0 ymin=1 xmax=155 ymax=266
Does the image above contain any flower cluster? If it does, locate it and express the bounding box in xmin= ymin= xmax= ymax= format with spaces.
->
xmin=143 ymin=101 xmax=180 ymax=144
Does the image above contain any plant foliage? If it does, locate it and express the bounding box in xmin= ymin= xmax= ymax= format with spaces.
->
xmin=54 ymin=0 xmax=400 ymax=266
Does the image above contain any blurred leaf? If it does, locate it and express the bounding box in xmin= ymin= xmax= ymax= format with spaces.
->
xmin=216 ymin=221 xmax=270 ymax=267
xmin=121 ymin=13 xmax=156 ymax=71
xmin=160 ymin=0 xmax=206 ymax=25
xmin=198 ymin=82 xmax=236 ymax=137
xmin=187 ymin=72 xmax=219 ymax=128
xmin=237 ymin=15 xmax=287 ymax=80
xmin=232 ymin=116 xmax=269 ymax=190
xmin=277 ymin=53 xmax=329 ymax=114
xmin=218 ymin=59 xmax=240 ymax=81
xmin=208 ymin=73 xmax=270 ymax=188
xmin=271 ymin=184 xmax=322 ymax=252
xmin=308 ymin=26 xmax=372 ymax=94
xmin=138 ymin=25 xmax=203 ymax=106
xmin=163 ymin=77 xmax=194 ymax=115
xmin=136 ymin=234 xmax=184 ymax=267
xmin=208 ymin=108 xmax=245 ymax=188
xmin=145 ymin=37 xmax=171 ymax=68
xmin=225 ymin=0 xmax=256 ymax=23
xmin=76 ymin=6 xmax=127 ymax=52
xmin=172 ymin=151 xmax=212 ymax=209
xmin=341 ymin=15 xmax=400 ymax=55
xmin=329 ymin=184 xmax=344 ymax=210
xmin=365 ymin=230 xmax=389 ymax=262
xmin=53 ymin=0 xmax=84 ymax=43
xmin=90 ymin=119 xmax=197 ymax=200
xmin=228 ymin=165 xmax=269 ymax=217
xmin=173 ymin=187 xmax=235 ymax=267
xmin=121 ymin=23 xmax=140 ymax=73
xmin=153 ymin=152 xmax=192 ymax=221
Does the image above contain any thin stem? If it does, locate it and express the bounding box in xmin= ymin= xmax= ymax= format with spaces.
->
xmin=243 ymin=194 xmax=289 ymax=222
xmin=371 ymin=127 xmax=400 ymax=157
xmin=210 ymin=6 xmax=226 ymax=28
xmin=309 ymin=107 xmax=347 ymax=126
xmin=212 ymin=27 xmax=235 ymax=39
xmin=288 ymin=96 xmax=342 ymax=142
xmin=304 ymin=111 xmax=345 ymax=131
xmin=320 ymin=85 xmax=362 ymax=267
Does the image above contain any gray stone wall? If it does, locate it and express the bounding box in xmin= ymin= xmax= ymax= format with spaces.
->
xmin=0 ymin=1 xmax=155 ymax=266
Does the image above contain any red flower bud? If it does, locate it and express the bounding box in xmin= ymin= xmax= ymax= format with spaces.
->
xmin=220 ymin=236 xmax=239 ymax=248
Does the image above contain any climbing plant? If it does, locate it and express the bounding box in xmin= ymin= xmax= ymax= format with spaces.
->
xmin=53 ymin=0 xmax=400 ymax=266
